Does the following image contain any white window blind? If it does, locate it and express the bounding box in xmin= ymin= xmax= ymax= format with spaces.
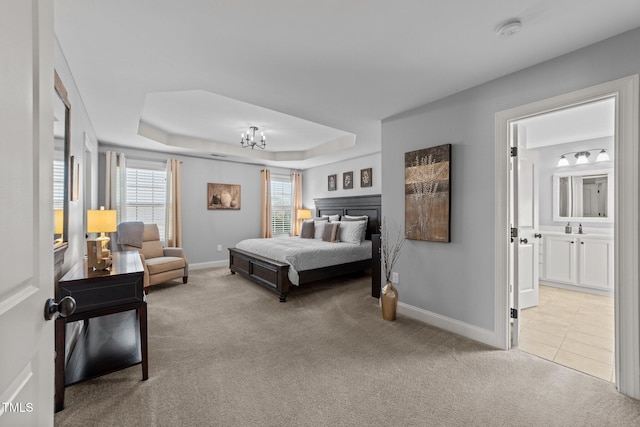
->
xmin=271 ymin=174 xmax=292 ymax=236
xmin=53 ymin=159 xmax=65 ymax=210
xmin=125 ymin=160 xmax=167 ymax=239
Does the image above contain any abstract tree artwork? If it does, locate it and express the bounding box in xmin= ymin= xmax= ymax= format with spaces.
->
xmin=404 ymin=144 xmax=451 ymax=242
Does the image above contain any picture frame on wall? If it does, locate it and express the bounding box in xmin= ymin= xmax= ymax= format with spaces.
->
xmin=328 ymin=174 xmax=337 ymax=191
xmin=207 ymin=183 xmax=241 ymax=210
xmin=405 ymin=144 xmax=451 ymax=242
xmin=360 ymin=168 xmax=372 ymax=188
xmin=343 ymin=171 xmax=353 ymax=189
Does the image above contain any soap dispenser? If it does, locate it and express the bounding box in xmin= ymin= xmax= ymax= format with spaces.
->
xmin=565 ymin=222 xmax=572 ymax=234
xmin=578 ymin=223 xmax=583 ymax=234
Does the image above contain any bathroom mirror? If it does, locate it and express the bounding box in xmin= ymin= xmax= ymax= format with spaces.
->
xmin=54 ymin=71 xmax=70 ymax=247
xmin=553 ymin=169 xmax=613 ymax=223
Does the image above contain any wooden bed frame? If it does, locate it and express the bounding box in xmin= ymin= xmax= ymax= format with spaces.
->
xmin=229 ymin=195 xmax=382 ymax=302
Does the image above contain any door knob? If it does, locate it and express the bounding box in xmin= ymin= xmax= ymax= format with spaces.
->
xmin=44 ymin=296 xmax=77 ymax=320
xmin=520 ymin=238 xmax=528 ymax=244
xmin=534 ymin=233 xmax=542 ymax=238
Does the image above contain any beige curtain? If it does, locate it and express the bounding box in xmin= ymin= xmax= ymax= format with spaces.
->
xmin=261 ymin=169 xmax=272 ymax=238
xmin=291 ymin=172 xmax=303 ymax=236
xmin=165 ymin=158 xmax=182 ymax=247
xmin=105 ymin=151 xmax=126 ymax=248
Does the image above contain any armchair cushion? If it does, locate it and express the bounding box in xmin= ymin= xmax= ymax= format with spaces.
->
xmin=146 ymin=256 xmax=186 ymax=275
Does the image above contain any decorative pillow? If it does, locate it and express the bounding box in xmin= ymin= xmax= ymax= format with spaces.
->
xmin=322 ymin=214 xmax=341 ymax=222
xmin=342 ymin=215 xmax=369 ymax=240
xmin=335 ymin=220 xmax=366 ymax=244
xmin=321 ymin=223 xmax=340 ymax=242
xmin=314 ymin=220 xmax=327 ymax=239
xmin=300 ymin=220 xmax=314 ymax=239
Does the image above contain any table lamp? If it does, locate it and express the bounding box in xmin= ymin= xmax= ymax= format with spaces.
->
xmin=86 ymin=207 xmax=117 ymax=270
xmin=54 ymin=209 xmax=63 ymax=243
xmin=297 ymin=209 xmax=312 ymax=221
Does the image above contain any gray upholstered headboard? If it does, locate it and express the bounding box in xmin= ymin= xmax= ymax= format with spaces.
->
xmin=313 ymin=195 xmax=381 ymax=240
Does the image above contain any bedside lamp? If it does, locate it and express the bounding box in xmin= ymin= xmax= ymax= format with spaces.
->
xmin=54 ymin=209 xmax=63 ymax=243
xmin=86 ymin=207 xmax=117 ymax=270
xmin=297 ymin=209 xmax=312 ymax=221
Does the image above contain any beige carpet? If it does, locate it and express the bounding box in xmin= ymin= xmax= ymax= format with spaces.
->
xmin=55 ymin=268 xmax=640 ymax=426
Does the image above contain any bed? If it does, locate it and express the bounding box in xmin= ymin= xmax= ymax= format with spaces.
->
xmin=229 ymin=195 xmax=382 ymax=302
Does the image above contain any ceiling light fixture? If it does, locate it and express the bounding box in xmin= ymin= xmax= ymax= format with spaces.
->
xmin=240 ymin=126 xmax=266 ymax=150
xmin=556 ymin=149 xmax=611 ymax=167
xmin=496 ymin=19 xmax=522 ymax=38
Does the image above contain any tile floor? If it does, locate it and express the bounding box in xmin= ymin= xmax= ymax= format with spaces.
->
xmin=519 ymin=285 xmax=615 ymax=382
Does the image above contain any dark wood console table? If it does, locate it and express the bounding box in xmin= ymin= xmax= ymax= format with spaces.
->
xmin=55 ymin=250 xmax=147 ymax=412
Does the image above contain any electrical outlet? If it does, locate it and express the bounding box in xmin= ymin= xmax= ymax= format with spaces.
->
xmin=217 ymin=245 xmax=222 ymax=252
xmin=391 ymin=272 xmax=399 ymax=284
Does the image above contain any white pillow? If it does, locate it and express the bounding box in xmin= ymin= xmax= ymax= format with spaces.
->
xmin=335 ymin=221 xmax=366 ymax=244
xmin=314 ymin=220 xmax=327 ymax=239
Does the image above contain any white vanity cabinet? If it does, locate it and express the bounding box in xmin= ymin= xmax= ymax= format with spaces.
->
xmin=541 ymin=232 xmax=613 ymax=293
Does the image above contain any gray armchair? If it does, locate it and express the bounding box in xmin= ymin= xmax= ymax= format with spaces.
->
xmin=118 ymin=223 xmax=188 ymax=292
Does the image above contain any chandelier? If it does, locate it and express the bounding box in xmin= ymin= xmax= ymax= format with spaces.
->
xmin=240 ymin=126 xmax=266 ymax=150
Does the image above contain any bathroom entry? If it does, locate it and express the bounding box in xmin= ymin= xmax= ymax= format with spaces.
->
xmin=509 ymin=97 xmax=616 ymax=381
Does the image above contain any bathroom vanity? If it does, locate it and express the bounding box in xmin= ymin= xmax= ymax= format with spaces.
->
xmin=540 ymin=231 xmax=613 ymax=295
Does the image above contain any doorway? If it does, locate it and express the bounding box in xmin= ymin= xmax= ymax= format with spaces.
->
xmin=511 ymin=98 xmax=615 ymax=381
xmin=494 ymin=75 xmax=640 ymax=399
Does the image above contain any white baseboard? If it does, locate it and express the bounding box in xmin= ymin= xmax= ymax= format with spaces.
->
xmin=397 ymin=301 xmax=498 ymax=348
xmin=190 ymin=260 xmax=228 ymax=270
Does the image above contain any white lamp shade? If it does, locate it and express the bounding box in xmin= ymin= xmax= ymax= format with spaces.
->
xmin=87 ymin=209 xmax=117 ymax=233
xmin=557 ymin=155 xmax=570 ymax=167
xmin=575 ymin=152 xmax=590 ymax=165
xmin=297 ymin=209 xmax=312 ymax=220
xmin=596 ymin=149 xmax=611 ymax=162
xmin=54 ymin=209 xmax=64 ymax=234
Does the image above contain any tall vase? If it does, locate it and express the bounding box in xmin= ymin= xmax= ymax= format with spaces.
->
xmin=381 ymin=281 xmax=398 ymax=321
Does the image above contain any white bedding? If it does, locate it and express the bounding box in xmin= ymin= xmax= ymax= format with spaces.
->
xmin=235 ymin=236 xmax=372 ymax=285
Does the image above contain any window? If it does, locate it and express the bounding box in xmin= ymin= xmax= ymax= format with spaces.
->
xmin=53 ymin=157 xmax=65 ymax=210
xmin=125 ymin=159 xmax=167 ymax=239
xmin=271 ymin=174 xmax=292 ymax=236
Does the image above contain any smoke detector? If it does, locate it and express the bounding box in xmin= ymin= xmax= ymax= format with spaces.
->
xmin=496 ymin=19 xmax=522 ymax=38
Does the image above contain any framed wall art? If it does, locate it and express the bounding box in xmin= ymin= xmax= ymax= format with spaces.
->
xmin=360 ymin=168 xmax=372 ymax=188
xmin=343 ymin=171 xmax=353 ymax=189
xmin=405 ymin=144 xmax=451 ymax=242
xmin=207 ymin=183 xmax=241 ymax=210
xmin=328 ymin=174 xmax=337 ymax=191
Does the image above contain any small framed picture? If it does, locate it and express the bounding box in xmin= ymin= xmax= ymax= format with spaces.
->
xmin=360 ymin=168 xmax=372 ymax=187
xmin=343 ymin=171 xmax=353 ymax=190
xmin=328 ymin=174 xmax=337 ymax=191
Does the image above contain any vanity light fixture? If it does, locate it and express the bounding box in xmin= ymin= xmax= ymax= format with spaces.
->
xmin=240 ymin=126 xmax=266 ymax=150
xmin=556 ymin=149 xmax=610 ymax=167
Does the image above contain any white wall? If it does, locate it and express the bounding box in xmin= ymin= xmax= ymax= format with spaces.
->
xmin=302 ymin=152 xmax=381 ymax=210
xmin=98 ymin=146 xmax=290 ymax=267
xmin=381 ymin=26 xmax=640 ymax=335
xmin=54 ymin=37 xmax=100 ymax=274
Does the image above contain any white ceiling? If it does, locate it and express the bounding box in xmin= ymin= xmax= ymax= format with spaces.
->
xmin=53 ymin=1 xmax=640 ymax=169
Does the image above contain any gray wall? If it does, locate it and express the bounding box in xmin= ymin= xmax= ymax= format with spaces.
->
xmin=302 ymin=152 xmax=381 ymax=210
xmin=98 ymin=146 xmax=289 ymax=265
xmin=382 ymin=27 xmax=640 ymax=331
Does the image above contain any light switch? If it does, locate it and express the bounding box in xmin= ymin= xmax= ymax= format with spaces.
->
xmin=392 ymin=272 xmax=399 ymax=284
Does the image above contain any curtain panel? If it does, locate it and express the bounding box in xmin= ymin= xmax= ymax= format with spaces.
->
xmin=292 ymin=172 xmax=302 ymax=236
xmin=261 ymin=169 xmax=272 ymax=238
xmin=165 ymin=158 xmax=182 ymax=247
xmin=105 ymin=151 xmax=126 ymax=249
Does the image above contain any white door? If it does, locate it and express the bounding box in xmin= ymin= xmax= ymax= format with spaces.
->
xmin=517 ymin=152 xmax=539 ymax=309
xmin=0 ymin=1 xmax=55 ymax=425
xmin=510 ymin=124 xmax=540 ymax=348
